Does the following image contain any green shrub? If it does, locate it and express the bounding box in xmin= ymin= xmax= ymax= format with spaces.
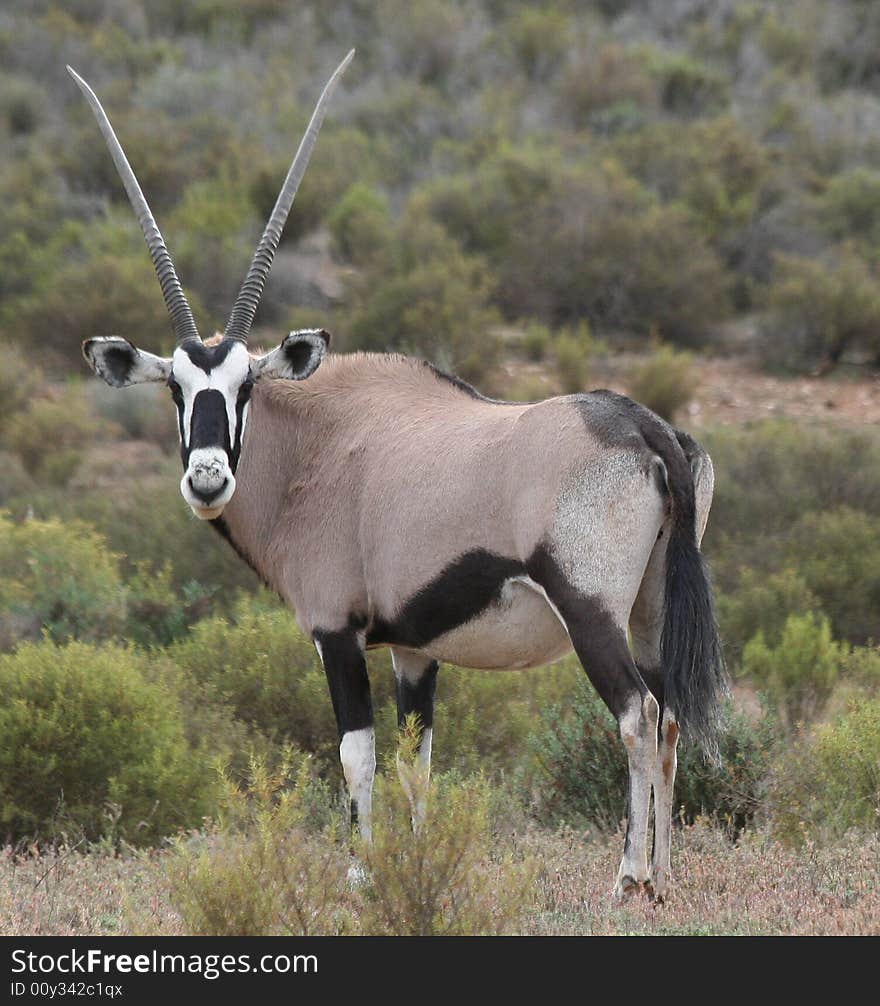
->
xmin=612 ymin=117 xmax=768 ymax=253
xmin=3 ymin=385 xmax=112 ymax=486
xmin=0 ymin=341 xmax=42 ymax=434
xmin=422 ymin=150 xmax=730 ymax=339
xmin=343 ymin=208 xmax=502 ymax=386
xmin=553 ymin=325 xmax=595 ymax=395
xmin=360 ymin=730 xmax=537 ymax=936
xmin=628 ymin=344 xmax=696 ymax=422
xmin=788 ymin=507 xmax=880 ymax=644
xmin=167 ymin=598 xmax=398 ymax=776
xmin=703 ymin=422 xmax=880 ymax=600
xmin=0 ymin=640 xmax=218 ymax=845
xmin=165 ymin=754 xmax=350 ymax=936
xmin=0 ymin=513 xmax=125 ymax=648
xmin=760 ymin=248 xmax=880 ymax=372
xmin=124 ymin=562 xmax=215 ymax=649
xmin=531 ymin=680 xmax=774 ymax=833
xmin=652 ymin=54 xmax=729 ymax=118
xmin=0 ymin=216 xmax=208 ymax=366
xmin=87 ymin=382 xmax=178 ymax=452
xmin=769 ymin=698 xmax=880 ymax=844
xmin=819 ymin=167 xmax=880 ymax=245
xmin=717 ymin=568 xmax=822 ymax=665
xmin=520 ymin=322 xmax=552 ymax=362
xmin=328 ymin=182 xmax=393 ymax=266
xmin=392 ymin=659 xmax=578 ymax=781
xmin=506 ymin=6 xmax=570 ymax=83
xmin=559 ymin=43 xmax=657 ymax=124
xmin=742 ymin=613 xmax=841 ymax=727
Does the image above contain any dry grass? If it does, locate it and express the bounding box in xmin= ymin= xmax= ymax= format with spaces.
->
xmin=523 ymin=823 xmax=880 ymax=935
xmin=2 ymin=822 xmax=878 ymax=936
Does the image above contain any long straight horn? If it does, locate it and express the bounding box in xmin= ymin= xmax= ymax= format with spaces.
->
xmin=67 ymin=66 xmax=200 ymax=347
xmin=224 ymin=49 xmax=354 ymax=345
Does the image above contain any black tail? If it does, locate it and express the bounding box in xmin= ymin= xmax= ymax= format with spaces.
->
xmin=648 ymin=430 xmax=727 ymax=758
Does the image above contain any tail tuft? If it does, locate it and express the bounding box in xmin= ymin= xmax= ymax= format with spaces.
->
xmin=661 ymin=515 xmax=728 ymax=760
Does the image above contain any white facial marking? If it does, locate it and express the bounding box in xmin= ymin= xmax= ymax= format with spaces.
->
xmin=172 ymin=342 xmax=251 ymax=448
xmin=172 ymin=342 xmax=251 ymax=517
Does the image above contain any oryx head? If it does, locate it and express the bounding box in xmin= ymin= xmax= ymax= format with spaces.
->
xmin=70 ymin=52 xmax=352 ymax=519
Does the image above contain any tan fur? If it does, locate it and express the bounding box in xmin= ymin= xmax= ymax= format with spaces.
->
xmin=221 ymin=352 xmax=619 ymax=640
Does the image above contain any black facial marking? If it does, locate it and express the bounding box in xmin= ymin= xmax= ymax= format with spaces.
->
xmin=367 ymin=549 xmax=525 ymax=649
xmin=312 ymin=628 xmax=374 ymax=740
xmin=395 ymin=659 xmax=439 ymax=730
xmin=186 ymin=388 xmax=230 ymax=461
xmin=230 ymin=377 xmax=253 ymax=471
xmin=181 ymin=339 xmax=238 ymax=372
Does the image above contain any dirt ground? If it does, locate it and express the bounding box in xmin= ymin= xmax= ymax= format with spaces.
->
xmin=614 ymin=354 xmax=880 ymax=431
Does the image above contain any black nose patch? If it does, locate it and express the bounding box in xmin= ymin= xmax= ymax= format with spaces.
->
xmin=185 ymin=389 xmax=231 ymax=464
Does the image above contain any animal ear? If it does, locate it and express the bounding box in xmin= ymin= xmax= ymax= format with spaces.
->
xmin=252 ymin=329 xmax=330 ymax=381
xmin=83 ymin=337 xmax=172 ymax=387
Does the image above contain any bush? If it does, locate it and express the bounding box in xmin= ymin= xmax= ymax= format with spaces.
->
xmin=0 ymin=215 xmax=208 ymax=366
xmin=359 ymin=726 xmax=537 ymax=936
xmin=769 ymin=698 xmax=880 ymax=844
xmin=742 ymin=613 xmax=841 ymax=727
xmin=167 ymin=598 xmax=397 ymax=777
xmin=3 ymin=384 xmax=112 ymax=486
xmin=703 ymin=422 xmax=880 ymax=600
xmin=519 ymin=322 xmax=552 ymax=362
xmin=343 ymin=208 xmax=502 ymax=386
xmin=559 ymin=43 xmax=657 ymax=124
xmin=506 ymin=6 xmax=570 ymax=83
xmin=0 ymin=640 xmax=218 ymax=845
xmin=553 ymin=324 xmax=595 ymax=395
xmin=760 ymin=248 xmax=880 ymax=372
xmin=422 ymin=150 xmax=731 ymax=339
xmin=819 ymin=167 xmax=880 ymax=245
xmin=628 ymin=344 xmax=695 ymax=422
xmin=328 ymin=182 xmax=393 ymax=266
xmin=0 ymin=513 xmax=125 ymax=648
xmin=0 ymin=341 xmax=42 ymax=434
xmin=531 ymin=679 xmax=774 ymax=834
xmin=87 ymin=381 xmax=177 ymax=452
xmin=652 ymin=54 xmax=729 ymax=119
xmin=717 ymin=568 xmax=822 ymax=666
xmin=165 ymin=754 xmax=350 ymax=936
xmin=788 ymin=507 xmax=880 ymax=645
xmin=395 ymin=659 xmax=578 ymax=780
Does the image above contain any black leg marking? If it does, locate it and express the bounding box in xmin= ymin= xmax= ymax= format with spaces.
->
xmin=526 ymin=543 xmax=650 ymax=717
xmin=313 ymin=628 xmax=374 ymax=740
xmin=395 ymin=659 xmax=439 ymax=730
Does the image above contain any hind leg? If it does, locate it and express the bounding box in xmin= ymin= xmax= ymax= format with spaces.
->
xmin=630 ymin=530 xmax=677 ymax=900
xmin=630 ymin=445 xmax=714 ymax=900
xmin=529 ymin=550 xmax=659 ymax=897
xmin=391 ymin=648 xmax=438 ymax=832
xmin=574 ymin=603 xmax=659 ymax=899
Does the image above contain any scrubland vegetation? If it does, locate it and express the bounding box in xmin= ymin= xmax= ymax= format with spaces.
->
xmin=2 ymin=1 xmax=880 ymax=935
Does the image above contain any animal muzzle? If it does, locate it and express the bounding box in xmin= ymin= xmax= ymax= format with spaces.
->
xmin=181 ymin=448 xmax=236 ymax=519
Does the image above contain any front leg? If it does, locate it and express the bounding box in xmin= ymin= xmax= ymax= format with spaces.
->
xmin=313 ymin=627 xmax=375 ymax=841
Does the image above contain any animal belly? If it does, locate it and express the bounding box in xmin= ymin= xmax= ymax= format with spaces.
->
xmin=421 ymin=578 xmax=572 ymax=670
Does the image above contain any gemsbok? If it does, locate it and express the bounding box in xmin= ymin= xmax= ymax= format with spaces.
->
xmin=70 ymin=51 xmax=726 ymax=901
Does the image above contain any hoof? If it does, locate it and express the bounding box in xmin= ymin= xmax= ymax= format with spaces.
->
xmin=613 ymin=875 xmax=653 ymax=902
